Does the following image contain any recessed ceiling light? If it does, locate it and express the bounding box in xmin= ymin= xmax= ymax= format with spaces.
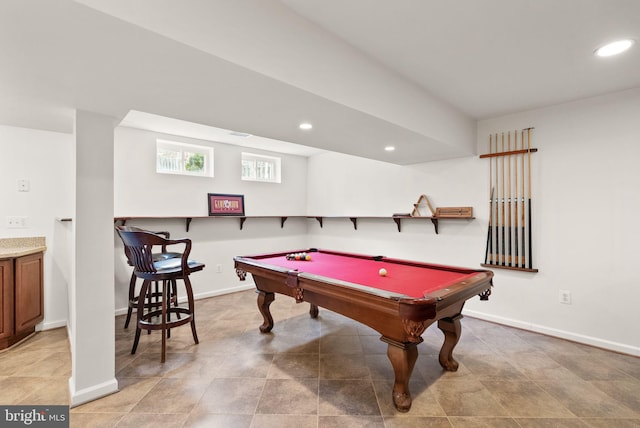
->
xmin=384 ymin=146 xmax=395 ymax=152
xmin=594 ymin=39 xmax=635 ymax=57
xmin=299 ymin=122 xmax=313 ymax=130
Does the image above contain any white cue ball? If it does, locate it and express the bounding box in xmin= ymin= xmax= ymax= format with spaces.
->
xmin=378 ymin=268 xmax=387 ymax=276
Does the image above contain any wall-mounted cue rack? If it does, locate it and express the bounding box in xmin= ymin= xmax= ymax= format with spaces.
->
xmin=480 ymin=128 xmax=538 ymax=273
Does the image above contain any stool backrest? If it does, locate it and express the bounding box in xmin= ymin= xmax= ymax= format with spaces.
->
xmin=118 ymin=230 xmax=161 ymax=273
xmin=118 ymin=230 xmax=191 ymax=275
xmin=115 ymin=226 xmax=171 ymax=262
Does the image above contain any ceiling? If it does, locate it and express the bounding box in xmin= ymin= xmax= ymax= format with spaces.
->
xmin=1 ymin=0 xmax=638 ymax=164
xmin=282 ymin=0 xmax=640 ymax=118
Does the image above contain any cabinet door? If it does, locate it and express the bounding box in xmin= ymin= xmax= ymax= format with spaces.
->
xmin=14 ymin=252 xmax=44 ymax=333
xmin=0 ymin=259 xmax=14 ymax=340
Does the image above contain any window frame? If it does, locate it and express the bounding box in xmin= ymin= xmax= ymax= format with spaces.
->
xmin=156 ymin=139 xmax=214 ymax=177
xmin=241 ymin=152 xmax=281 ymax=183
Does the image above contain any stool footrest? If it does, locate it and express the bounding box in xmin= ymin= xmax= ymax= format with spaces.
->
xmin=139 ymin=307 xmax=193 ymax=330
xmin=130 ymin=293 xmax=177 ymax=308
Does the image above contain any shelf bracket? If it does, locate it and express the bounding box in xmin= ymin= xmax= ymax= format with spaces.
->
xmin=314 ymin=217 xmax=324 ymax=228
xmin=393 ymin=218 xmax=402 ymax=232
xmin=349 ymin=217 xmax=358 ymax=230
xmin=280 ymin=217 xmax=288 ymax=228
xmin=185 ymin=217 xmax=192 ymax=232
xmin=239 ymin=217 xmax=247 ymax=230
xmin=431 ymin=218 xmax=439 ymax=234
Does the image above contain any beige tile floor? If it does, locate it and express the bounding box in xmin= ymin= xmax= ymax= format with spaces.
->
xmin=0 ymin=290 xmax=639 ymax=427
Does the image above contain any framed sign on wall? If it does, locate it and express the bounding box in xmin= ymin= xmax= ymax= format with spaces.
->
xmin=208 ymin=193 xmax=245 ymax=216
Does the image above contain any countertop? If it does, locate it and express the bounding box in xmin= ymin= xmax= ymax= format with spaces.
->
xmin=0 ymin=237 xmax=47 ymax=259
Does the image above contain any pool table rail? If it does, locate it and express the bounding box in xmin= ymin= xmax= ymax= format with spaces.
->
xmin=234 ymin=253 xmax=493 ymax=344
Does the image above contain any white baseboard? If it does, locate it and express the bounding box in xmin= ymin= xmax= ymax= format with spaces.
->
xmin=463 ymin=309 xmax=640 ymax=357
xmin=114 ymin=282 xmax=256 ymax=316
xmin=192 ymin=282 xmax=256 ymax=301
xmin=37 ymin=319 xmax=67 ymax=331
xmin=68 ymin=376 xmax=119 ymax=408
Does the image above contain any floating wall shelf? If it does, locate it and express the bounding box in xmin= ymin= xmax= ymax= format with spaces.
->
xmin=114 ymin=215 xmax=474 ymax=234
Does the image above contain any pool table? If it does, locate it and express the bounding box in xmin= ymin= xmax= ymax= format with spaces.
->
xmin=234 ymin=248 xmax=493 ymax=412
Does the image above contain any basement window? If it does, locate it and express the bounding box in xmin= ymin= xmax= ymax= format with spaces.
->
xmin=241 ymin=152 xmax=281 ymax=183
xmin=156 ymin=139 xmax=213 ymax=177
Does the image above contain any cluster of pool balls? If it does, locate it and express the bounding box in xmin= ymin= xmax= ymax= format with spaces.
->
xmin=286 ymin=252 xmax=312 ymax=261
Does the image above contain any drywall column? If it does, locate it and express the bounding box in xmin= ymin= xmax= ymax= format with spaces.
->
xmin=68 ymin=110 xmax=118 ymax=406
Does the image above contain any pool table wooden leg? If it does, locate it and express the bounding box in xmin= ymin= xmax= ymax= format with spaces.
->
xmin=437 ymin=314 xmax=463 ymax=371
xmin=256 ymin=290 xmax=275 ymax=333
xmin=309 ymin=303 xmax=319 ymax=318
xmin=384 ymin=338 xmax=419 ymax=412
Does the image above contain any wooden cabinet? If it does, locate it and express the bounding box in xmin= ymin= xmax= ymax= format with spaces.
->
xmin=0 ymin=252 xmax=44 ymax=350
xmin=0 ymin=259 xmax=14 ymax=342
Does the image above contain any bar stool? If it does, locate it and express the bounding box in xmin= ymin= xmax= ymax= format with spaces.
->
xmin=118 ymin=230 xmax=204 ymax=362
xmin=115 ymin=225 xmax=182 ymax=329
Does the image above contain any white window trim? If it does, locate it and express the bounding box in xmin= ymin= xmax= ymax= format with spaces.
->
xmin=241 ymin=152 xmax=281 ymax=183
xmin=156 ymin=139 xmax=214 ymax=177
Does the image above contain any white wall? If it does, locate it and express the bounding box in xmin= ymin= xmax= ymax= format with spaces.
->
xmin=115 ymin=126 xmax=308 ymax=216
xmin=476 ymin=88 xmax=640 ymax=354
xmin=0 ymin=124 xmax=73 ymax=329
xmin=306 ymin=152 xmax=486 ymax=273
xmin=307 ymin=88 xmax=640 ymax=356
xmin=113 ymin=126 xmax=310 ymax=311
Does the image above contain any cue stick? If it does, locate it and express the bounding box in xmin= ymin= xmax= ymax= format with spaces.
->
xmin=501 ymin=132 xmax=505 ymax=266
xmin=520 ymin=129 xmax=526 ymax=268
xmin=527 ymin=127 xmax=533 ymax=269
xmin=484 ymin=134 xmax=493 ymax=264
xmin=485 ymin=187 xmax=494 ymax=264
xmin=513 ymin=129 xmax=520 ymax=267
xmin=507 ymin=131 xmax=512 ymax=266
xmin=493 ymin=132 xmax=500 ymax=265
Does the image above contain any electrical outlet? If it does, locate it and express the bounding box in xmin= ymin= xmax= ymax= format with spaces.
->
xmin=18 ymin=179 xmax=30 ymax=192
xmin=6 ymin=216 xmax=28 ymax=228
xmin=559 ymin=290 xmax=572 ymax=305
xmin=216 ymin=264 xmax=223 ymax=273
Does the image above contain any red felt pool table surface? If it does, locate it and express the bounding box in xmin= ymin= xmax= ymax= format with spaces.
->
xmin=254 ymin=251 xmax=479 ymax=299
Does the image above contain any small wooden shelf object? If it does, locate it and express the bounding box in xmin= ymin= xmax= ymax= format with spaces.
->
xmin=403 ymin=195 xmax=474 ymax=233
xmin=435 ymin=207 xmax=473 ymax=218
xmin=411 ymin=194 xmax=435 ymax=217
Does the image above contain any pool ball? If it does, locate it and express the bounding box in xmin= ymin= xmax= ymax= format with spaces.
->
xmin=379 ymin=268 xmax=387 ymax=277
